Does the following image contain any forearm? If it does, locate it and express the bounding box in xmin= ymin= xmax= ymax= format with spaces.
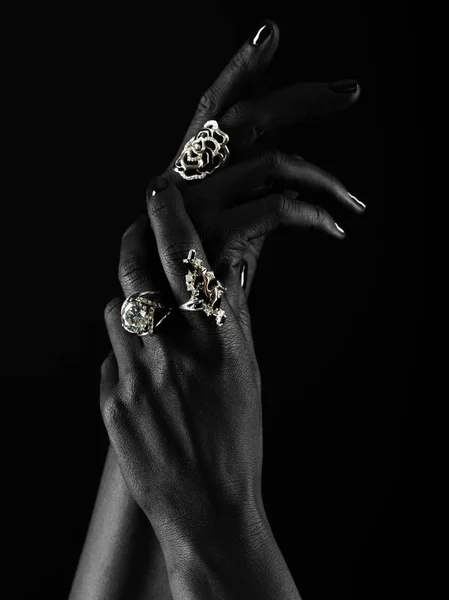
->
xmin=161 ymin=504 xmax=302 ymax=600
xmin=69 ymin=445 xmax=170 ymax=600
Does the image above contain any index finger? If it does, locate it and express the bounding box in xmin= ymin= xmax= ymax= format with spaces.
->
xmin=198 ymin=19 xmax=279 ymax=116
xmin=147 ymin=185 xmax=228 ymax=327
xmin=170 ymin=20 xmax=280 ymax=164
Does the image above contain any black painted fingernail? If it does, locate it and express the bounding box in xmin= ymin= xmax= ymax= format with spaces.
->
xmin=335 ymin=222 xmax=346 ymax=237
xmin=348 ymin=192 xmax=366 ymax=210
xmin=252 ymin=21 xmax=272 ymax=45
xmin=329 ymin=80 xmax=359 ymax=94
xmin=240 ymin=260 xmax=248 ymax=289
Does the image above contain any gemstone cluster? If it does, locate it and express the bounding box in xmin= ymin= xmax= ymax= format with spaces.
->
xmin=121 ymin=292 xmax=168 ymax=336
xmin=183 ymin=249 xmax=227 ymax=326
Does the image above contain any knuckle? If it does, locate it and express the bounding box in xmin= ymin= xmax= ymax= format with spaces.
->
xmin=217 ymin=244 xmax=242 ymax=267
xmin=148 ymin=195 xmax=171 ymax=219
xmin=120 ymin=372 xmax=143 ymax=406
xmin=104 ymin=297 xmax=123 ymax=322
xmin=161 ymin=240 xmax=202 ymax=275
xmin=276 ymin=193 xmax=293 ymax=218
xmin=260 ymin=149 xmax=283 ymax=172
xmin=231 ymin=49 xmax=250 ymax=73
xmin=222 ymin=100 xmax=246 ymax=125
xmin=101 ymin=394 xmax=128 ymax=431
xmin=313 ymin=205 xmax=327 ymax=226
xmin=197 ymin=88 xmax=220 ymax=115
xmin=100 ymin=352 xmax=114 ymax=376
xmin=118 ymin=256 xmax=146 ymax=288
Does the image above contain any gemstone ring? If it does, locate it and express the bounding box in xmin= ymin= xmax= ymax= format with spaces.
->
xmin=121 ymin=291 xmax=172 ymax=336
xmin=178 ymin=249 xmax=227 ymax=327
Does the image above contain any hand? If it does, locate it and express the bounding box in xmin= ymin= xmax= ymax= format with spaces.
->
xmin=100 ymin=184 xmax=266 ymax=559
xmin=150 ymin=19 xmax=365 ymax=296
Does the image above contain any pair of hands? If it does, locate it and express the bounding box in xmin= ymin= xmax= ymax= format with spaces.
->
xmin=100 ymin=19 xmax=365 ymax=556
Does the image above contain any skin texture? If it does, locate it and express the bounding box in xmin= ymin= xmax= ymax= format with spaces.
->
xmin=100 ymin=184 xmax=303 ymax=599
xmin=69 ymin=19 xmax=365 ymax=600
xmin=102 ymin=190 xmax=263 ymax=535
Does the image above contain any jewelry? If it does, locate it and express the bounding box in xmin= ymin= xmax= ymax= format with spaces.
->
xmin=173 ymin=120 xmax=230 ymax=181
xmin=179 ymin=249 xmax=227 ymax=326
xmin=121 ymin=291 xmax=171 ymax=336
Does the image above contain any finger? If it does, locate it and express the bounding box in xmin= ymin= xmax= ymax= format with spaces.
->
xmin=197 ymin=20 xmax=279 ymax=115
xmin=193 ymin=151 xmax=366 ymax=213
xmin=218 ymin=192 xmax=346 ymax=245
xmin=103 ymin=296 xmax=139 ymax=373
xmin=183 ymin=20 xmax=279 ymax=132
xmin=164 ymin=20 xmax=279 ymax=178
xmin=220 ymin=80 xmax=361 ymax=153
xmin=100 ymin=351 xmax=119 ymax=399
xmin=118 ymin=214 xmax=170 ymax=298
xmin=147 ymin=184 xmax=229 ymax=319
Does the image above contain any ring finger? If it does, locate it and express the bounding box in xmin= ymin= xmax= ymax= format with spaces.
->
xmin=188 ymin=150 xmax=366 ymax=214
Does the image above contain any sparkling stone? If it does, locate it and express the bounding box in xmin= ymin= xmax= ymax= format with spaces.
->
xmin=215 ymin=309 xmax=226 ymax=326
xmin=122 ymin=301 xmax=154 ymax=335
xmin=203 ymin=304 xmax=213 ymax=316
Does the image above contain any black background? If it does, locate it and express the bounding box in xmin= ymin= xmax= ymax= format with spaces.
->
xmin=1 ymin=2 xmax=417 ymax=599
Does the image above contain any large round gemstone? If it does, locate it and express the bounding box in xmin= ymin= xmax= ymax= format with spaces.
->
xmin=121 ymin=300 xmax=154 ymax=336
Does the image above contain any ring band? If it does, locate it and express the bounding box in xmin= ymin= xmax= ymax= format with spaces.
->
xmin=121 ymin=291 xmax=171 ymax=336
xmin=179 ymin=249 xmax=227 ymax=326
xmin=173 ymin=120 xmax=230 ymax=181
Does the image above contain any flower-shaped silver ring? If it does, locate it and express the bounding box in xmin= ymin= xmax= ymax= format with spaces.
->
xmin=173 ymin=120 xmax=230 ymax=181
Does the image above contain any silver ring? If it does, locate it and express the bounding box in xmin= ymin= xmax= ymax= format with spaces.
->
xmin=179 ymin=249 xmax=227 ymax=326
xmin=173 ymin=120 xmax=230 ymax=181
xmin=121 ymin=291 xmax=172 ymax=336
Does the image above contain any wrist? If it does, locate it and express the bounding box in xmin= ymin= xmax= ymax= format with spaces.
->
xmin=154 ymin=492 xmax=268 ymax=561
xmin=146 ymin=474 xmax=266 ymax=550
xmin=159 ymin=502 xmax=290 ymax=599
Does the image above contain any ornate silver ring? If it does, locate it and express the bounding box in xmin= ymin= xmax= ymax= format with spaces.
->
xmin=179 ymin=249 xmax=227 ymax=326
xmin=173 ymin=120 xmax=230 ymax=181
xmin=121 ymin=291 xmax=172 ymax=336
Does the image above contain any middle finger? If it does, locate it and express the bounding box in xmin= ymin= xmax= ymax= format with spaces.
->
xmin=220 ymin=80 xmax=361 ymax=157
xmin=190 ymin=151 xmax=366 ymax=213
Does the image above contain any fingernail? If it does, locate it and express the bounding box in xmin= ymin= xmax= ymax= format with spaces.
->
xmin=328 ymin=80 xmax=359 ymax=94
xmin=335 ymin=222 xmax=346 ymax=235
xmin=240 ymin=260 xmax=248 ymax=289
xmin=252 ymin=21 xmax=272 ymax=45
xmin=148 ymin=175 xmax=168 ymax=198
xmin=348 ymin=192 xmax=366 ymax=209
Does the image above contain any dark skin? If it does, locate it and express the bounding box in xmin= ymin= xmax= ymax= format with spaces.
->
xmin=101 ymin=184 xmax=303 ymax=599
xmin=69 ymin=19 xmax=365 ymax=600
xmin=158 ymin=19 xmax=364 ymax=295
